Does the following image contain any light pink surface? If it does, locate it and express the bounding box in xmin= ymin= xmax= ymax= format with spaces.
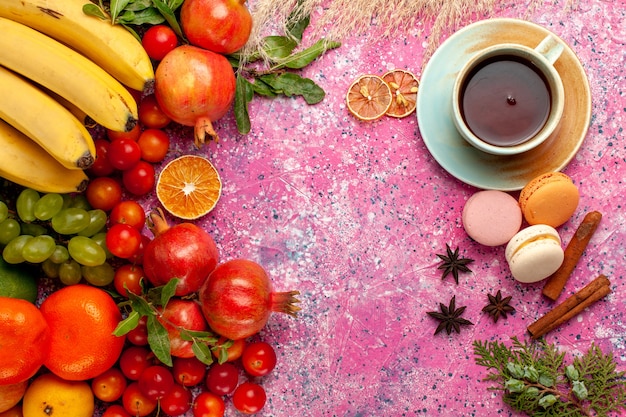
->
xmin=98 ymin=0 xmax=626 ymax=415
xmin=462 ymin=190 xmax=522 ymax=246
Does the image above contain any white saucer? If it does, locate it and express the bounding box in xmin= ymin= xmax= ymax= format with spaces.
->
xmin=416 ymin=18 xmax=591 ymax=191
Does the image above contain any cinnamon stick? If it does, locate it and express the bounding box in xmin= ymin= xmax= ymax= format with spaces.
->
xmin=528 ymin=275 xmax=611 ymax=339
xmin=542 ymin=211 xmax=602 ymax=301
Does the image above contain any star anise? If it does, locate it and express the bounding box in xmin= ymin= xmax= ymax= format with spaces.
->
xmin=482 ymin=290 xmax=515 ymax=323
xmin=426 ymin=295 xmax=474 ymax=335
xmin=436 ymin=244 xmax=474 ymax=284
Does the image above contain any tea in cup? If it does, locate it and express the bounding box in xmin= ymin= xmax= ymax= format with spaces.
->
xmin=452 ymin=35 xmax=565 ymax=155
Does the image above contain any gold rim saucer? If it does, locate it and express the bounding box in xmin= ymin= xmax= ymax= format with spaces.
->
xmin=417 ymin=18 xmax=592 ymax=191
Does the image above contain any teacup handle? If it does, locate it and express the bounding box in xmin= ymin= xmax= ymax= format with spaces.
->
xmin=535 ymin=34 xmax=564 ymax=65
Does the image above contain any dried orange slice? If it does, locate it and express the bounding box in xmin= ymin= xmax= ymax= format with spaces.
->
xmin=156 ymin=155 xmax=222 ymax=220
xmin=382 ymin=69 xmax=419 ymax=118
xmin=346 ymin=75 xmax=392 ymax=121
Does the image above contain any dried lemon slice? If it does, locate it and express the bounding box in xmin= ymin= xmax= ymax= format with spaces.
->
xmin=346 ymin=74 xmax=392 ymax=121
xmin=156 ymin=155 xmax=222 ymax=220
xmin=382 ymin=69 xmax=419 ymax=118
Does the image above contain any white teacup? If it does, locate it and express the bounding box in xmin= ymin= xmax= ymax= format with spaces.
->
xmin=452 ymin=35 xmax=565 ymax=156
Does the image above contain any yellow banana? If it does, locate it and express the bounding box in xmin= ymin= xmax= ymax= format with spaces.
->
xmin=0 ymin=118 xmax=89 ymax=194
xmin=0 ymin=65 xmax=95 ymax=170
xmin=0 ymin=0 xmax=154 ymax=91
xmin=39 ymin=84 xmax=94 ymax=128
xmin=0 ymin=17 xmax=137 ymax=132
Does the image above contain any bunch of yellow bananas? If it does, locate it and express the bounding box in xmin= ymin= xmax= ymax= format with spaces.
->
xmin=0 ymin=0 xmax=154 ymax=193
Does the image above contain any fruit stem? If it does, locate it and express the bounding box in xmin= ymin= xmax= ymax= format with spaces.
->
xmin=270 ymin=291 xmax=301 ymax=317
xmin=194 ymin=117 xmax=219 ymax=147
xmin=147 ymin=207 xmax=170 ymax=237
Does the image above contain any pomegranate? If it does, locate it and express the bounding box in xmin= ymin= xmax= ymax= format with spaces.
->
xmin=181 ymin=0 xmax=252 ymax=55
xmin=198 ymin=259 xmax=300 ymax=340
xmin=143 ymin=208 xmax=219 ymax=296
xmin=158 ymin=299 xmax=208 ymax=358
xmin=154 ymin=45 xmax=236 ymax=146
xmin=0 ymin=380 xmax=27 ymax=413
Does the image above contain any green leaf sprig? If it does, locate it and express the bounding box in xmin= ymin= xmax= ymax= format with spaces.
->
xmin=230 ymin=12 xmax=341 ymax=134
xmin=82 ymin=2 xmax=339 ymax=135
xmin=473 ymin=336 xmax=626 ymax=417
xmin=83 ymin=0 xmax=185 ymax=40
xmin=113 ymin=279 xmax=232 ymax=366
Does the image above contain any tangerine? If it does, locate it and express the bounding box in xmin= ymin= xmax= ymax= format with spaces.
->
xmin=0 ymin=297 xmax=50 ymax=385
xmin=156 ymin=155 xmax=222 ymax=220
xmin=345 ymin=74 xmax=392 ymax=121
xmin=39 ymin=284 xmax=125 ymax=381
xmin=382 ymin=69 xmax=419 ymax=118
xmin=22 ymin=373 xmax=93 ymax=417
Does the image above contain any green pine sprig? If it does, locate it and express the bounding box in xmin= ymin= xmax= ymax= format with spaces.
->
xmin=473 ymin=337 xmax=626 ymax=417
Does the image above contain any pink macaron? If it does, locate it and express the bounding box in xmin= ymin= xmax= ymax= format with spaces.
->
xmin=462 ymin=190 xmax=522 ymax=246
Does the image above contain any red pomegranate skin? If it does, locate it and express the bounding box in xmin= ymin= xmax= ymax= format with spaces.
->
xmin=199 ymin=259 xmax=273 ymax=340
xmin=143 ymin=222 xmax=219 ymax=296
xmin=158 ymin=299 xmax=208 ymax=358
xmin=154 ymin=45 xmax=236 ymax=127
xmin=181 ymin=0 xmax=252 ymax=54
xmin=199 ymin=259 xmax=300 ymax=340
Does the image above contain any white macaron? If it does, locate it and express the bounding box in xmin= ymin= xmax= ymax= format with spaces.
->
xmin=505 ymin=224 xmax=564 ymax=283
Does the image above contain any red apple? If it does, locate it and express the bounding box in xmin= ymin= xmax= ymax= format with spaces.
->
xmin=180 ymin=0 xmax=252 ymax=54
xmin=158 ymin=299 xmax=208 ymax=358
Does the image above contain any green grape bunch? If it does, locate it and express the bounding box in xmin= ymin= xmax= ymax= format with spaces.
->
xmin=473 ymin=337 xmax=626 ymax=417
xmin=0 ymin=186 xmax=114 ymax=287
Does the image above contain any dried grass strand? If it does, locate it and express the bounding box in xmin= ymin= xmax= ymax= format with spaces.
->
xmin=245 ymin=0 xmax=578 ymax=65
